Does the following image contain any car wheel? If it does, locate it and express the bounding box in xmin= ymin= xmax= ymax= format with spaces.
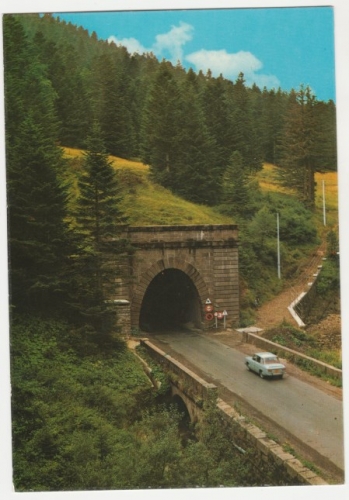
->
xmin=246 ymin=363 xmax=250 ymax=371
xmin=259 ymin=371 xmax=264 ymax=379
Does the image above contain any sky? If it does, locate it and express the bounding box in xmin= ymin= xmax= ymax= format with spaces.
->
xmin=51 ymin=7 xmax=336 ymax=102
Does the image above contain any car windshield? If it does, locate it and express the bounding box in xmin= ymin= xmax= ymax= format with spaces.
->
xmin=264 ymin=357 xmax=278 ymax=364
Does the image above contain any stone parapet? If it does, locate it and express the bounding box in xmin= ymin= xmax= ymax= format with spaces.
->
xmin=141 ymin=339 xmax=217 ymax=404
xmin=140 ymin=340 xmax=328 ymax=486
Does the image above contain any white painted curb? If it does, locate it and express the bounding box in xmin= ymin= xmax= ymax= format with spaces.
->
xmin=288 ymin=292 xmax=306 ymax=328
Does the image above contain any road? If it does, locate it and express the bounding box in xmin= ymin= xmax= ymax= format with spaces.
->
xmin=151 ymin=329 xmax=344 ymax=474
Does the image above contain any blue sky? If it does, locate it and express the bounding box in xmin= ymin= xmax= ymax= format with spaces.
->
xmin=53 ymin=7 xmax=336 ymax=102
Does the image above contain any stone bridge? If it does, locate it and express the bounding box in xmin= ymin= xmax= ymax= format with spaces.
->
xmin=113 ymin=224 xmax=239 ymax=334
xmin=138 ymin=339 xmax=327 ymax=486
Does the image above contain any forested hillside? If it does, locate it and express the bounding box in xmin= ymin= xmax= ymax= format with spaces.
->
xmin=5 ymin=13 xmax=337 ymax=206
xmin=3 ymin=12 xmax=340 ymax=491
xmin=3 ymin=12 xmax=338 ymax=316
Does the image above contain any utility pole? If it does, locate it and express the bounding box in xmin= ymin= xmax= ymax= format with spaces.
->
xmin=277 ymin=212 xmax=281 ymax=279
xmin=322 ymin=179 xmax=327 ymax=226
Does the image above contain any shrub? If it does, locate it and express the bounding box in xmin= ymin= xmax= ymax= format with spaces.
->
xmin=316 ymin=259 xmax=340 ymax=296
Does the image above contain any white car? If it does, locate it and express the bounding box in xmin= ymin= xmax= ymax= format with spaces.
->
xmin=245 ymin=352 xmax=285 ymax=379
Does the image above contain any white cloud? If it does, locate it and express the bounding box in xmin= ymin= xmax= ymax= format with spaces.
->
xmin=108 ymin=24 xmax=280 ymax=90
xmin=186 ymin=49 xmax=280 ymax=89
xmin=153 ymin=22 xmax=194 ymax=63
xmin=252 ymin=73 xmax=281 ymax=90
xmin=186 ymin=49 xmax=262 ymax=76
xmin=108 ymin=22 xmax=194 ymax=62
xmin=108 ymin=35 xmax=148 ymax=55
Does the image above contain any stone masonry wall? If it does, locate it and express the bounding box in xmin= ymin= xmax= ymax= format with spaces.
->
xmin=141 ymin=339 xmax=217 ymax=404
xmin=122 ymin=225 xmax=239 ymax=329
xmin=213 ymin=247 xmax=239 ymax=319
xmin=140 ymin=339 xmax=327 ymax=486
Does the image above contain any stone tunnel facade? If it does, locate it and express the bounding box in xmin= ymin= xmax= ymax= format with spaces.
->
xmin=114 ymin=224 xmax=239 ymax=333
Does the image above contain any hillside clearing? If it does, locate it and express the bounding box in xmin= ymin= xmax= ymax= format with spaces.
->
xmin=62 ymin=148 xmax=338 ymax=229
xmin=62 ymin=147 xmax=232 ymax=226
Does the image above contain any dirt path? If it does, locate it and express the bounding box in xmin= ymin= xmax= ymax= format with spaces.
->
xmin=252 ymin=240 xmax=327 ymax=330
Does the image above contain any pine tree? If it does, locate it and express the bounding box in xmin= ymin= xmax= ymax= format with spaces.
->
xmin=140 ymin=61 xmax=182 ymax=188
xmin=56 ymin=43 xmax=92 ymax=148
xmin=90 ymin=53 xmax=136 ymax=158
xmin=260 ymin=88 xmax=288 ymax=165
xmin=220 ymin=151 xmax=255 ymax=218
xmin=312 ymin=100 xmax=337 ymax=172
xmin=277 ymin=86 xmax=319 ymax=206
xmin=4 ymin=15 xmax=70 ymax=313
xmin=172 ymin=70 xmax=221 ymax=205
xmin=70 ymin=122 xmax=128 ymax=339
xmin=227 ymin=73 xmax=263 ymax=173
xmin=7 ymin=116 xmax=70 ymax=312
xmin=3 ymin=16 xmax=30 ymax=144
xmin=201 ymin=73 xmax=232 ymax=172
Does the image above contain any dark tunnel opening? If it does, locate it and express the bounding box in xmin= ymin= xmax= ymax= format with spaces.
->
xmin=139 ymin=268 xmax=202 ymax=332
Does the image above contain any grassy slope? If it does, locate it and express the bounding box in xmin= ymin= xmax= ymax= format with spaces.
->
xmin=62 ymin=147 xmax=232 ymax=226
xmin=63 ymin=148 xmax=338 ymax=229
xmin=258 ymin=162 xmax=338 ymax=230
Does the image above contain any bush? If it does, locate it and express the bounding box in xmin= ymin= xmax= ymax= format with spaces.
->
xmin=237 ymin=191 xmax=318 ymax=318
xmin=316 ymin=259 xmax=340 ymax=296
xmin=10 ymin=314 xmax=153 ymax=491
xmin=263 ymin=192 xmax=318 ymax=245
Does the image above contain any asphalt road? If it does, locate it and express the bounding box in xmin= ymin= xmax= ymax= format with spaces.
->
xmin=152 ymin=329 xmax=344 ymax=473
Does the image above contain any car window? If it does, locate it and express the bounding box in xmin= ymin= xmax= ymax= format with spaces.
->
xmin=265 ymin=357 xmax=278 ymax=364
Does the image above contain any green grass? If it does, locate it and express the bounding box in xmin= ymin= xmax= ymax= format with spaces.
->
xmin=63 ymin=148 xmax=338 ymax=229
xmin=307 ymin=348 xmax=342 ymax=369
xmin=314 ymin=171 xmax=339 ymax=231
xmin=120 ymin=182 xmax=232 ymax=225
xmin=256 ymin=162 xmax=294 ymax=195
xmin=265 ymin=322 xmax=342 ymax=386
xmin=62 ymin=147 xmax=232 ymax=226
xmin=10 ymin=315 xmax=154 ymax=491
xmin=255 ymin=163 xmax=338 ymax=235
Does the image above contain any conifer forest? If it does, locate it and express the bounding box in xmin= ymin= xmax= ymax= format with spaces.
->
xmin=3 ymin=13 xmax=339 ymax=491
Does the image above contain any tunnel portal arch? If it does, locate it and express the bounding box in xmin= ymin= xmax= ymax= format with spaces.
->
xmin=135 ymin=259 xmax=209 ymax=332
xmin=139 ymin=267 xmax=203 ymax=332
xmin=115 ymin=224 xmax=239 ymax=334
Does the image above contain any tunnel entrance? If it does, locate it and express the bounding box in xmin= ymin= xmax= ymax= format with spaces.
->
xmin=139 ymin=268 xmax=202 ymax=332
